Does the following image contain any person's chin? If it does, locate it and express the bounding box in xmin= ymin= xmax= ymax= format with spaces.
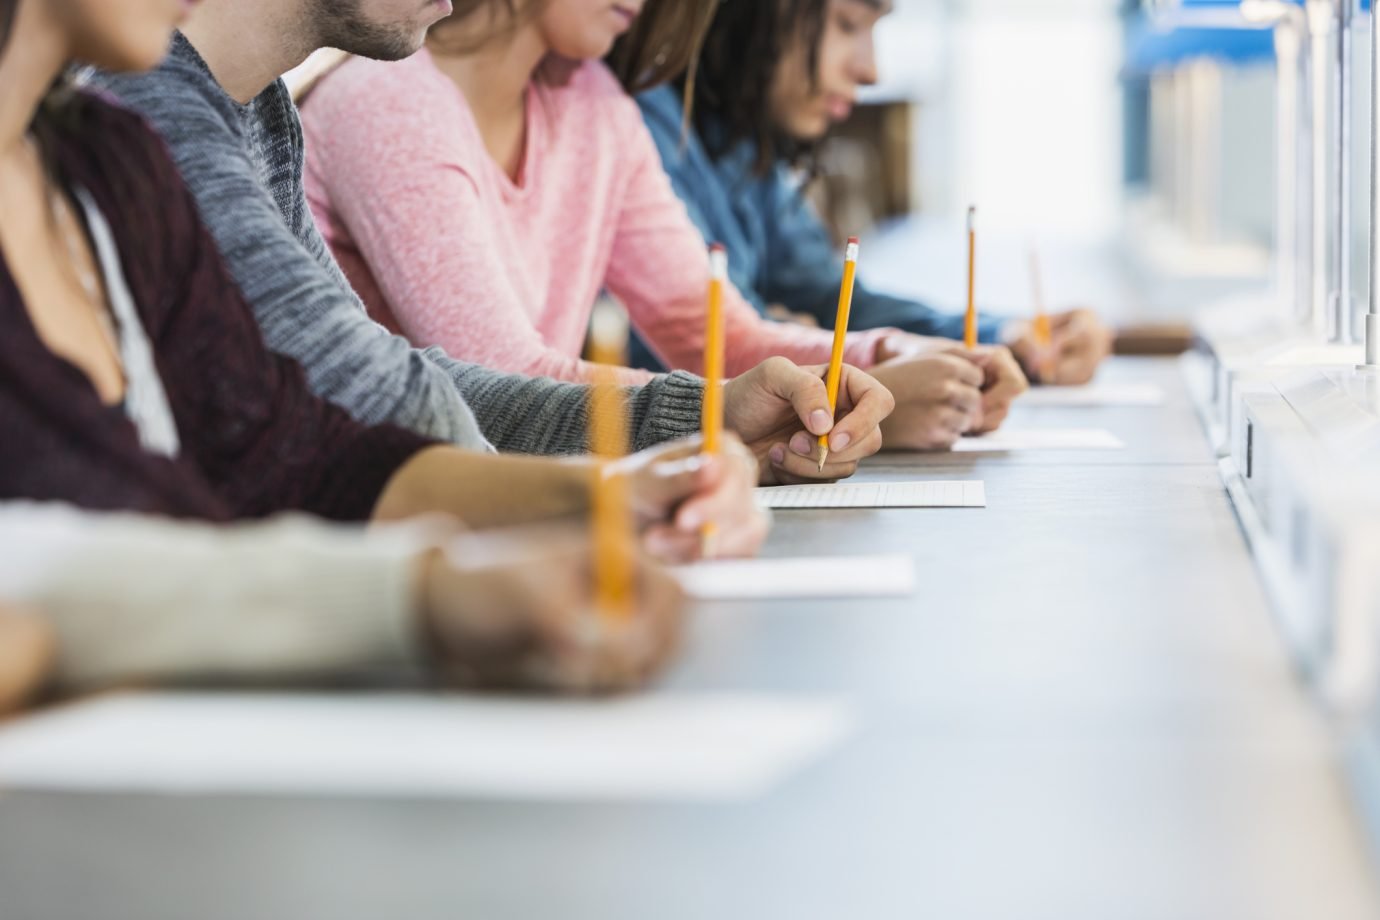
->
xmin=791 ymin=117 xmax=832 ymax=142
xmin=586 ymin=33 xmax=621 ymax=58
xmin=103 ymin=39 xmax=175 ymax=75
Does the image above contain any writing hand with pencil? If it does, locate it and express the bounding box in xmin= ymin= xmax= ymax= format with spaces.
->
xmin=609 ymin=435 xmax=769 ymax=563
xmin=727 ymin=236 xmax=894 ymax=482
xmin=1002 ymin=308 xmax=1113 ymax=386
xmin=721 ymin=357 xmax=895 ymax=485
xmin=875 ymin=333 xmax=1028 ymax=434
xmin=420 ymin=529 xmax=685 ymax=694
xmin=867 ymin=353 xmax=985 ymax=450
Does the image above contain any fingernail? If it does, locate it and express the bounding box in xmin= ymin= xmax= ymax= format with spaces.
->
xmin=790 ymin=432 xmax=813 ymax=456
xmin=809 ymin=409 xmax=832 ymax=433
xmin=769 ymin=445 xmax=786 ymax=465
xmin=678 ymin=510 xmax=702 ymax=530
xmin=830 ymin=431 xmax=851 ymax=452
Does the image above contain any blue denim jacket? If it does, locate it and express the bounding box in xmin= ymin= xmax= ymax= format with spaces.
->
xmin=631 ymin=85 xmax=1005 ymax=371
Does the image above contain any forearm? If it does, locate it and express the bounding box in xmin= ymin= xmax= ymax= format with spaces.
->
xmin=372 ymin=448 xmax=595 ymax=530
xmin=790 ymin=281 xmax=1006 ymax=345
xmin=445 ymin=357 xmax=706 ymax=455
xmin=721 ymin=314 xmax=889 ymax=376
xmin=850 ymin=289 xmax=969 ymax=341
xmin=0 ymin=505 xmax=434 ymax=691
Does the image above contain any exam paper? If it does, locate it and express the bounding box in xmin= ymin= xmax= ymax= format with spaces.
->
xmin=756 ymin=480 xmax=985 ymax=509
xmin=675 ymin=554 xmax=916 ymax=600
xmin=1018 ymin=383 xmax=1166 ymax=408
xmin=953 ymin=428 xmax=1125 ymax=452
xmin=0 ymin=693 xmax=852 ymax=802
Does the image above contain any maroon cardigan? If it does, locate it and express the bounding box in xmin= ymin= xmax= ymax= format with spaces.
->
xmin=0 ymin=92 xmax=434 ymax=522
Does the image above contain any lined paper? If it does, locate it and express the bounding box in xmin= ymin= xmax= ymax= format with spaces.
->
xmin=0 ymin=693 xmax=854 ymax=802
xmin=1019 ymin=384 xmax=1166 ymax=408
xmin=953 ymin=429 xmax=1125 ymax=452
xmin=756 ymin=480 xmax=985 ymax=509
xmin=675 ymin=554 xmax=916 ymax=600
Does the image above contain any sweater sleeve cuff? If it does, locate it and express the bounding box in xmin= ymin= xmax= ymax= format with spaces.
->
xmin=843 ymin=327 xmax=899 ymax=369
xmin=14 ymin=511 xmax=447 ymax=690
xmin=629 ymin=370 xmax=706 ymax=451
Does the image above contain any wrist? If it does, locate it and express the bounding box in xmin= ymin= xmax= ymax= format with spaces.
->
xmin=413 ymin=547 xmax=451 ymax=655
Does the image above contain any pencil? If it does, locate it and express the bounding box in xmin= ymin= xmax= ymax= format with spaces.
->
xmin=818 ymin=236 xmax=861 ymax=472
xmin=701 ymin=244 xmax=728 ymax=557
xmin=587 ymin=298 xmax=634 ymax=621
xmin=964 ymin=206 xmax=978 ymax=350
xmin=1028 ymin=243 xmax=1054 ymax=381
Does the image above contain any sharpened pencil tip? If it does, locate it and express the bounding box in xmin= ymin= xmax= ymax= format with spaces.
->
xmin=817 ymin=447 xmax=829 ymax=473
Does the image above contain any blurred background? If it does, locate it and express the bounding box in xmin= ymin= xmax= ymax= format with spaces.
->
xmin=815 ymin=0 xmax=1331 ymax=323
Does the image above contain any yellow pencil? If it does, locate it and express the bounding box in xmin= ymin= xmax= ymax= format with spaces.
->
xmin=964 ymin=206 xmax=978 ymax=350
xmin=701 ymin=244 xmax=728 ymax=557
xmin=818 ymin=236 xmax=860 ymax=472
xmin=587 ymin=299 xmax=634 ymax=622
xmin=1028 ymin=242 xmax=1054 ymax=381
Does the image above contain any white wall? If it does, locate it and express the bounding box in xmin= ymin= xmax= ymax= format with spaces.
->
xmin=873 ymin=1 xmax=1125 ymax=236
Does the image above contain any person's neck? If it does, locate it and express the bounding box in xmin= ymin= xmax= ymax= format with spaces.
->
xmin=180 ymin=0 xmax=317 ymax=104
xmin=429 ymin=22 xmax=548 ymax=132
xmin=0 ymin=1 xmax=69 ymax=156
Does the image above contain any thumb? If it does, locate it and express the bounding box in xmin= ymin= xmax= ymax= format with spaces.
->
xmin=765 ymin=360 xmax=837 ymax=436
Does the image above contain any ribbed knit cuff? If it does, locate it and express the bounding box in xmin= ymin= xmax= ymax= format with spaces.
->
xmin=846 ymin=327 xmax=900 ymax=369
xmin=629 ymin=370 xmax=706 ymax=451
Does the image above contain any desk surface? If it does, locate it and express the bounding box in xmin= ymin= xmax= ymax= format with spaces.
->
xmin=2 ymin=359 xmax=1377 ymax=920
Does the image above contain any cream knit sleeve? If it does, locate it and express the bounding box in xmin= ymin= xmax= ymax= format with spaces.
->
xmin=0 ymin=503 xmax=442 ymax=691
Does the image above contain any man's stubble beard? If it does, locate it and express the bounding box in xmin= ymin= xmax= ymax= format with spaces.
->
xmin=308 ymin=0 xmax=425 ymax=62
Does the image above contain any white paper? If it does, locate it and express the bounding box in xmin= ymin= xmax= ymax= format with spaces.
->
xmin=756 ymin=480 xmax=985 ymax=509
xmin=675 ymin=554 xmax=915 ymax=600
xmin=952 ymin=428 xmax=1125 ymax=452
xmin=0 ymin=693 xmax=853 ymax=802
xmin=1018 ymin=383 xmax=1166 ymax=408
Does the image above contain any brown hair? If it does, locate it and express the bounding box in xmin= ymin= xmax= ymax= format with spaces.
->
xmin=430 ymin=0 xmax=715 ymax=94
xmin=673 ymin=0 xmax=830 ymax=175
xmin=605 ymin=0 xmax=717 ymax=95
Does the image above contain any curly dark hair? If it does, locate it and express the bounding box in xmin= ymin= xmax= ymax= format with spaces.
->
xmin=629 ymin=0 xmax=830 ymax=176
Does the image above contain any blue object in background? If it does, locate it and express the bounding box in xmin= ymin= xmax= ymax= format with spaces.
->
xmin=1124 ymin=22 xmax=1276 ymax=74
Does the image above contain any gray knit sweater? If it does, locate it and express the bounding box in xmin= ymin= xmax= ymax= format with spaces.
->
xmin=97 ymin=35 xmax=704 ymax=455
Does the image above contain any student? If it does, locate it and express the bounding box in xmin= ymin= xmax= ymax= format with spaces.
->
xmin=298 ymin=0 xmax=1022 ymax=450
xmin=0 ymin=0 xmax=719 ymax=692
xmin=0 ymin=503 xmax=682 ymax=696
xmin=632 ymin=0 xmax=1114 ymax=387
xmin=97 ymin=0 xmax=895 ymax=485
xmin=0 ymin=602 xmax=50 ymax=715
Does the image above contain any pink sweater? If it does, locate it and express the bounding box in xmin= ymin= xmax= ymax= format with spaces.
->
xmin=301 ymin=51 xmax=891 ymax=386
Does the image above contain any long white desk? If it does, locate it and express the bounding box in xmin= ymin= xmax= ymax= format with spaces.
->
xmin=1 ymin=358 xmax=1376 ymax=919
